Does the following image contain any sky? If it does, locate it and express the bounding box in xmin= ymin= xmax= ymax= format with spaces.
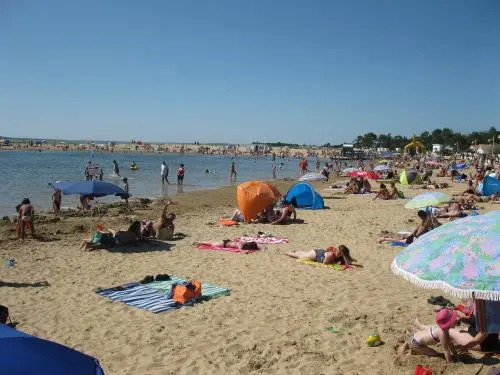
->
xmin=1 ymin=0 xmax=499 ymax=145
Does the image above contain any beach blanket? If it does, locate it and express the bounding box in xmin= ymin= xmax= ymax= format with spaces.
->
xmin=219 ymin=219 xmax=238 ymax=226
xmin=233 ymin=235 xmax=289 ymax=244
xmin=298 ymin=259 xmax=353 ymax=271
xmin=195 ymin=244 xmax=257 ymax=254
xmin=96 ymin=276 xmax=230 ymax=313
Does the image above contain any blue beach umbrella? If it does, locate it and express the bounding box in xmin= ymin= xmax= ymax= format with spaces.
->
xmin=0 ymin=324 xmax=105 ymax=375
xmin=50 ymin=181 xmax=130 ymax=198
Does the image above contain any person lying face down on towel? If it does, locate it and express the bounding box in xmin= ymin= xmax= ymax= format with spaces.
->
xmin=285 ymin=245 xmax=355 ymax=265
xmin=193 ymin=240 xmax=260 ymax=251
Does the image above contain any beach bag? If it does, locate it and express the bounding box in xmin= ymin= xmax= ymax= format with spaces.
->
xmin=170 ymin=280 xmax=202 ymax=304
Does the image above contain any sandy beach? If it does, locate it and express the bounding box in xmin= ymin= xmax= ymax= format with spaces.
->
xmin=0 ymin=178 xmax=498 ymax=374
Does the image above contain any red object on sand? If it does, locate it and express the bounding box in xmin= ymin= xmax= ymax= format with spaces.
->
xmin=348 ymin=170 xmax=381 ymax=180
xmin=414 ymin=365 xmax=432 ymax=375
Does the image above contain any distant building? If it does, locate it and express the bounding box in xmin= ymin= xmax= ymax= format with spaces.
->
xmin=342 ymin=143 xmax=354 ymax=157
xmin=474 ymin=144 xmax=500 ymax=155
xmin=432 ymin=144 xmax=444 ymax=153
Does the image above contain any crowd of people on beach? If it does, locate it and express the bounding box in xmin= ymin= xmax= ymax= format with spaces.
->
xmin=7 ymin=148 xmax=500 ymax=370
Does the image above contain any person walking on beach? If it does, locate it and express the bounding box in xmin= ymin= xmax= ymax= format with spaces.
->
xmin=112 ymin=160 xmax=120 ymax=177
xmin=161 ymin=161 xmax=170 ymax=185
xmin=177 ymin=163 xmax=185 ymax=185
xmin=52 ymin=189 xmax=62 ymax=215
xmin=230 ymin=162 xmax=237 ymax=180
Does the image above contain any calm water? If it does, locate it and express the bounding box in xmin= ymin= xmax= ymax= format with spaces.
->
xmin=0 ymin=150 xmax=345 ymax=216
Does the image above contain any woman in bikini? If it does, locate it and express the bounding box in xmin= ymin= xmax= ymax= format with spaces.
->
xmin=398 ymin=310 xmax=458 ymax=363
xmin=194 ymin=240 xmax=260 ymax=250
xmin=285 ymin=245 xmax=355 ymax=265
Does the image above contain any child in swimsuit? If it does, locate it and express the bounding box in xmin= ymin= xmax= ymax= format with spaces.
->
xmin=399 ymin=309 xmax=458 ymax=362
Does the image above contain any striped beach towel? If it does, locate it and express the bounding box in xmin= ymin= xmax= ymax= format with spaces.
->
xmin=96 ymin=276 xmax=230 ymax=313
xmin=234 ymin=235 xmax=289 ymax=244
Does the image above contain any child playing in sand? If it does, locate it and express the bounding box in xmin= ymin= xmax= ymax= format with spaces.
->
xmin=399 ymin=309 xmax=458 ymax=363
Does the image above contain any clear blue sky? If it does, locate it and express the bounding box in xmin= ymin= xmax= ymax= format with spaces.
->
xmin=1 ymin=0 xmax=499 ymax=144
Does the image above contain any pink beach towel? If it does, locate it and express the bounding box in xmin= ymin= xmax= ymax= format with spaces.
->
xmin=233 ymin=236 xmax=289 ymax=244
xmin=195 ymin=245 xmax=257 ymax=254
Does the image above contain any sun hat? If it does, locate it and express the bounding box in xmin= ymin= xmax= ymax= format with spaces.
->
xmin=435 ymin=308 xmax=458 ymax=330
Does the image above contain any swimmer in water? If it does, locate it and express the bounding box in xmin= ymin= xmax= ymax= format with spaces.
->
xmin=112 ymin=160 xmax=120 ymax=176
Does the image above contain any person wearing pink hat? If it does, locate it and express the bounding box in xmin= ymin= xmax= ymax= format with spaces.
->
xmin=398 ymin=309 xmax=458 ymax=363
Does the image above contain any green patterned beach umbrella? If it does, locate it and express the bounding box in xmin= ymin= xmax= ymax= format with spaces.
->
xmin=392 ymin=210 xmax=500 ymax=301
xmin=404 ymin=192 xmax=451 ymax=209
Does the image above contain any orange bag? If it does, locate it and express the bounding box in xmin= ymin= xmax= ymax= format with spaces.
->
xmin=172 ymin=280 xmax=202 ymax=304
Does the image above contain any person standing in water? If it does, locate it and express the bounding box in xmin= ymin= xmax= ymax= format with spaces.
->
xmin=177 ymin=163 xmax=185 ymax=185
xmin=272 ymin=163 xmax=277 ymax=178
xmin=161 ymin=161 xmax=170 ymax=185
xmin=122 ymin=177 xmax=129 ymax=207
xmin=112 ymin=160 xmax=120 ymax=176
xmin=230 ymin=162 xmax=237 ymax=180
xmin=52 ymin=189 xmax=62 ymax=216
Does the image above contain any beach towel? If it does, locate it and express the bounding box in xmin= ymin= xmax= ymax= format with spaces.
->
xmin=219 ymin=219 xmax=238 ymax=226
xmin=195 ymin=244 xmax=257 ymax=254
xmin=233 ymin=235 xmax=289 ymax=244
xmin=298 ymin=259 xmax=352 ymax=271
xmin=390 ymin=241 xmax=408 ymax=247
xmin=96 ymin=276 xmax=229 ymax=313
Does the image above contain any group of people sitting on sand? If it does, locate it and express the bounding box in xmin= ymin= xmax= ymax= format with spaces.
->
xmin=373 ymin=182 xmax=403 ymax=200
xmin=79 ymin=200 xmax=176 ymax=251
xmin=344 ymin=177 xmax=372 ymax=194
xmin=229 ymin=199 xmax=297 ymax=225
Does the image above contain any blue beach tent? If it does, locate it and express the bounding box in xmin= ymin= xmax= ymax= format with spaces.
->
xmin=482 ymin=176 xmax=500 ymax=196
xmin=284 ymin=182 xmax=325 ymax=209
xmin=0 ymin=324 xmax=105 ymax=375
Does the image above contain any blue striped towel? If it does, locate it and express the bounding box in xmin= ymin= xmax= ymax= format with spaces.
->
xmin=96 ymin=276 xmax=230 ymax=313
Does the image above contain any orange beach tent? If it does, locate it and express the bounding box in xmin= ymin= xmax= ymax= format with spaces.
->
xmin=237 ymin=181 xmax=281 ymax=222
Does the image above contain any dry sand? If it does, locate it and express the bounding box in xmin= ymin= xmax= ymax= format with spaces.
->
xmin=0 ymin=178 xmax=498 ymax=374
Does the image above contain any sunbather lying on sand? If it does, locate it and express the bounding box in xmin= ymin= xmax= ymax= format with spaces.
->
xmin=285 ymin=245 xmax=355 ymax=265
xmin=193 ymin=240 xmax=261 ymax=250
xmin=79 ymin=222 xmax=142 ymax=251
xmin=434 ymin=201 xmax=468 ymax=219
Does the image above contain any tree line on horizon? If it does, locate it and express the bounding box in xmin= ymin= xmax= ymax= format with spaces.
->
xmin=351 ymin=127 xmax=497 ymax=151
xmin=255 ymin=126 xmax=497 ymax=151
